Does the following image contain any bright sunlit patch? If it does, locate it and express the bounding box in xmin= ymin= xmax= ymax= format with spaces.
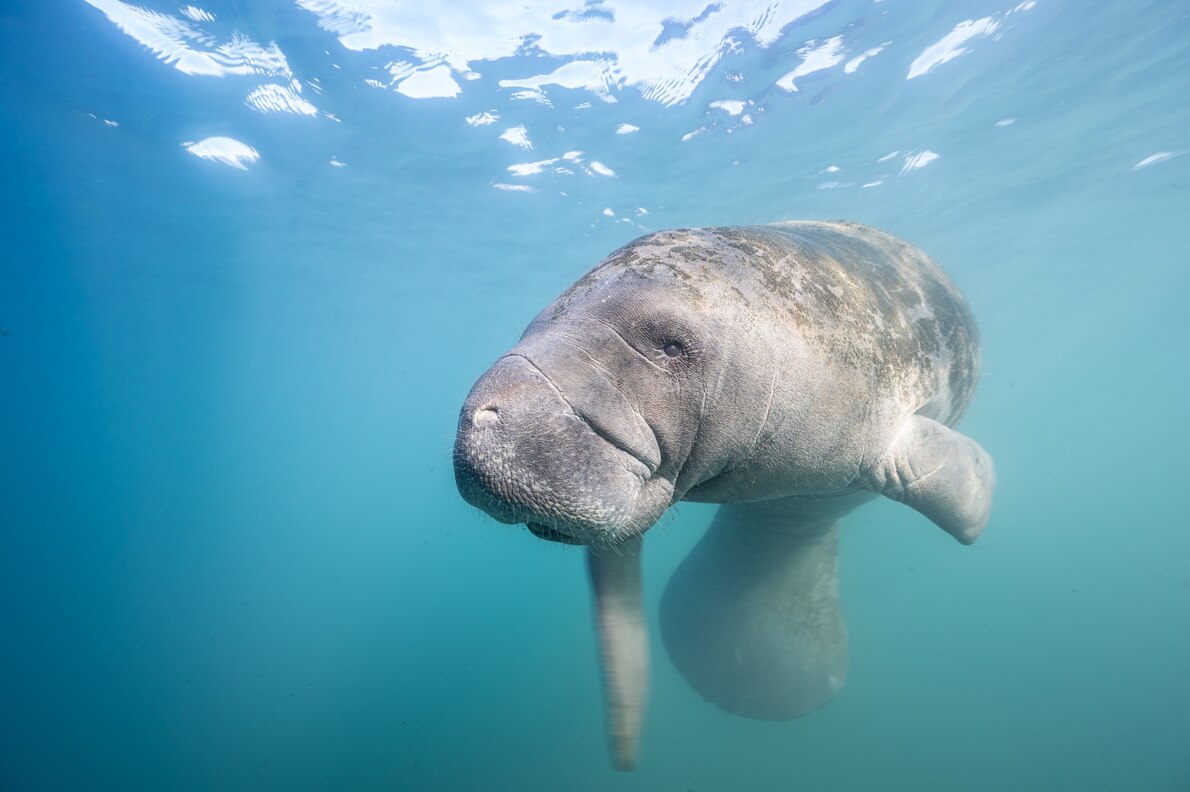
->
xmin=182 ymin=136 xmax=260 ymax=169
xmin=499 ymin=125 xmax=533 ymax=149
xmin=221 ymin=33 xmax=292 ymax=77
xmin=297 ymin=0 xmax=833 ymax=106
xmin=1131 ymin=151 xmax=1181 ymax=170
xmin=900 ymin=150 xmax=940 ymax=174
xmin=709 ymin=100 xmax=747 ymax=116
xmin=396 ymin=65 xmax=461 ymax=98
xmin=844 ymin=43 xmax=888 ymax=74
xmin=500 ymin=60 xmax=618 ymax=103
xmin=776 ymin=36 xmax=845 ymax=92
xmin=466 ymin=111 xmax=499 ymax=126
xmin=907 ymin=17 xmax=998 ymax=80
xmin=505 ymin=150 xmax=611 ymax=179
xmin=508 ymin=158 xmax=559 ymax=176
xmin=84 ymin=0 xmax=292 ymax=78
xmin=246 ymin=81 xmax=318 ymax=115
xmin=180 ymin=5 xmax=213 ymax=22
xmin=509 ymin=88 xmax=552 ymax=107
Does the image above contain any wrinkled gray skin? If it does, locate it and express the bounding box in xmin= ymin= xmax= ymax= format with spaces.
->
xmin=453 ymin=222 xmax=995 ymax=770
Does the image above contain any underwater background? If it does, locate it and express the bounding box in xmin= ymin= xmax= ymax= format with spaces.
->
xmin=2 ymin=1 xmax=1188 ymax=789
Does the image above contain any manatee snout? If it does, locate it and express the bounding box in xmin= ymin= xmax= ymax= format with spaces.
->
xmin=453 ymin=352 xmax=666 ymax=545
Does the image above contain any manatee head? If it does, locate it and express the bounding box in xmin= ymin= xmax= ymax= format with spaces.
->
xmin=453 ymin=231 xmax=758 ymax=546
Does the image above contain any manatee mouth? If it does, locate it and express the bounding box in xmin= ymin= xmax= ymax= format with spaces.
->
xmin=506 ymin=353 xmax=662 ymax=478
xmin=577 ymin=416 xmax=656 ymax=481
xmin=526 ymin=522 xmax=585 ymax=545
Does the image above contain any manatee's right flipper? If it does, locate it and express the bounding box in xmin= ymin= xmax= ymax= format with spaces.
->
xmin=865 ymin=414 xmax=996 ymax=544
xmin=660 ymin=504 xmax=847 ymax=720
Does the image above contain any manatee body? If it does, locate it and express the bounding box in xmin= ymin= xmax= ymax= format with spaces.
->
xmin=453 ymin=221 xmax=994 ymax=769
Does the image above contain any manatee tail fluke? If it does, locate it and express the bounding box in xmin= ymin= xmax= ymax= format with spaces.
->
xmin=586 ymin=537 xmax=648 ymax=771
xmin=660 ymin=505 xmax=848 ymax=720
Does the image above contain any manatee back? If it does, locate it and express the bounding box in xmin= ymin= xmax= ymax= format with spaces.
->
xmin=728 ymin=221 xmax=980 ymax=427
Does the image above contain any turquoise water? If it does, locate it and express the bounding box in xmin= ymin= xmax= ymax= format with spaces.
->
xmin=2 ymin=1 xmax=1188 ymax=789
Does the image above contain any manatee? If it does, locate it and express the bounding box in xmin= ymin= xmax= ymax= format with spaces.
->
xmin=453 ymin=221 xmax=994 ymax=770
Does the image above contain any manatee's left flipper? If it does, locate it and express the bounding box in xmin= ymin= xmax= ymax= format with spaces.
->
xmin=865 ymin=414 xmax=996 ymax=544
xmin=586 ymin=537 xmax=648 ymax=771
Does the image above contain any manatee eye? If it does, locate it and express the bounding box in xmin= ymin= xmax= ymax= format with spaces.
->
xmin=662 ymin=342 xmax=684 ymax=358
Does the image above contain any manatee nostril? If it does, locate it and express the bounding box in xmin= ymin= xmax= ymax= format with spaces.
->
xmin=473 ymin=406 xmax=500 ymax=427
